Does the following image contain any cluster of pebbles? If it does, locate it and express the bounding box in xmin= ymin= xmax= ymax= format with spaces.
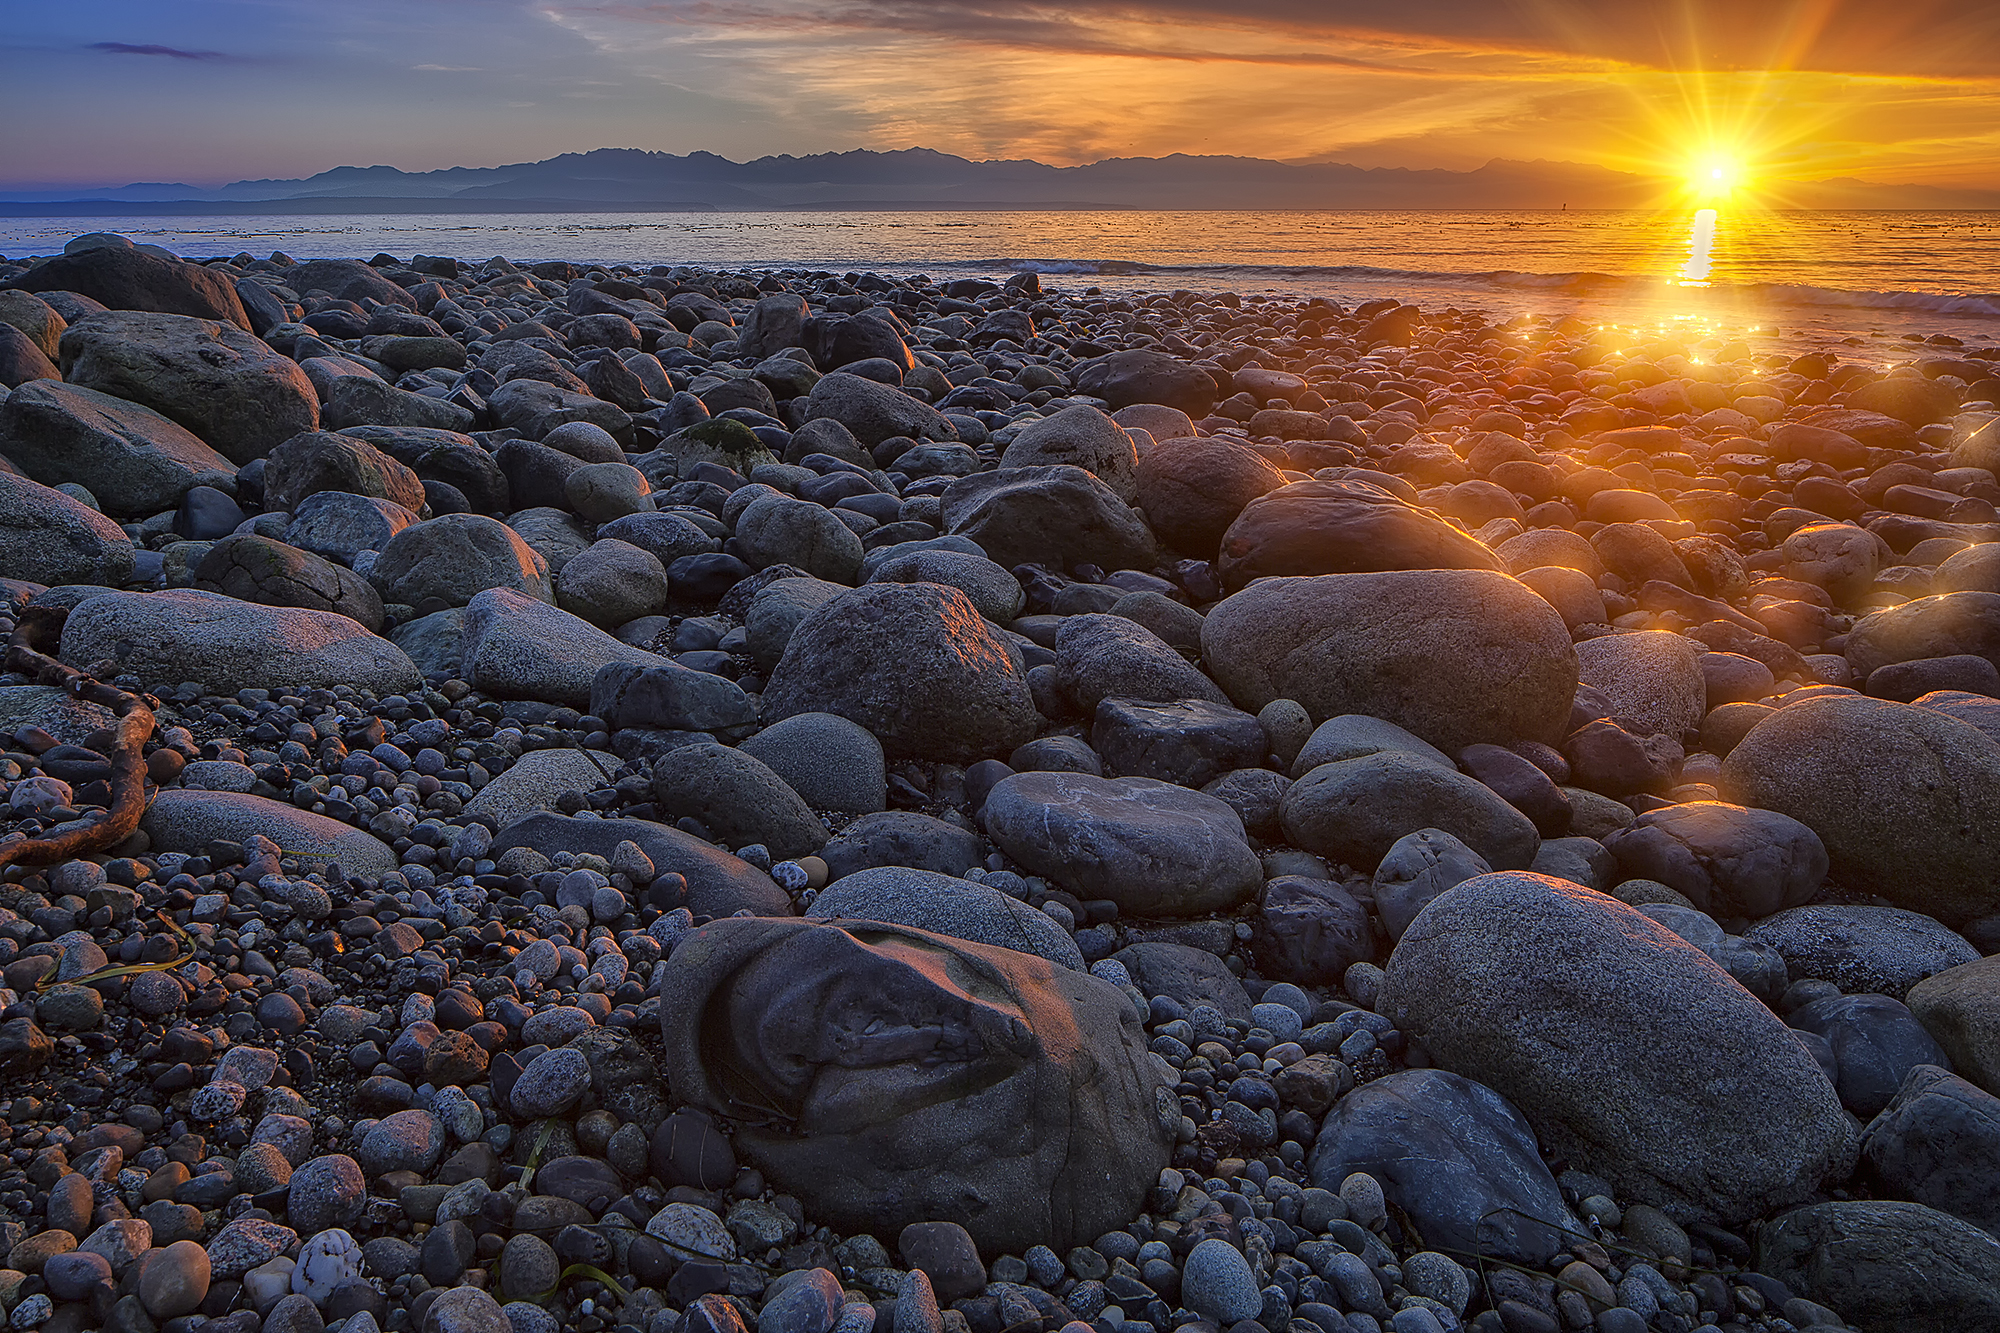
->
xmin=0 ymin=231 xmax=1995 ymax=1333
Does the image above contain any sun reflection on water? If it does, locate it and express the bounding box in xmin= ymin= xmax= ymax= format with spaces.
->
xmin=1677 ymin=208 xmax=1718 ymax=286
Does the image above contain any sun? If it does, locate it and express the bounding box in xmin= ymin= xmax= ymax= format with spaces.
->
xmin=1691 ymin=156 xmax=1746 ymax=199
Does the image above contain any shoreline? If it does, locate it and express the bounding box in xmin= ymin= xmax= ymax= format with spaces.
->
xmin=0 ymin=233 xmax=1997 ymax=1333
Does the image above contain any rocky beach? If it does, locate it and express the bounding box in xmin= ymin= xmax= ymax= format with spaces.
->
xmin=0 ymin=229 xmax=1996 ymax=1333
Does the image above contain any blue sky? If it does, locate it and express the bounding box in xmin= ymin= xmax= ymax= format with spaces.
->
xmin=5 ymin=1 xmax=1998 ymax=189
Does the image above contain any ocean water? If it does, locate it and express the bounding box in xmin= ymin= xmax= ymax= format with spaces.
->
xmin=5 ymin=208 xmax=1997 ymax=353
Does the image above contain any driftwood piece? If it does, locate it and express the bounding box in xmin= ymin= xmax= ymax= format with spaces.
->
xmin=0 ymin=604 xmax=156 ymax=871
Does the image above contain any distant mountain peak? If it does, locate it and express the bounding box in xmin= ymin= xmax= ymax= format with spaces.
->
xmin=2 ymin=146 xmax=1992 ymax=211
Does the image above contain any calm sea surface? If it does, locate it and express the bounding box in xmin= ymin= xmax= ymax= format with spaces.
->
xmin=5 ymin=208 xmax=1997 ymax=353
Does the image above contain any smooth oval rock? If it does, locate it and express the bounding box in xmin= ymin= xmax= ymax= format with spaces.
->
xmin=1380 ymin=871 xmax=1853 ymax=1223
xmin=1202 ymin=571 xmax=1577 ymax=754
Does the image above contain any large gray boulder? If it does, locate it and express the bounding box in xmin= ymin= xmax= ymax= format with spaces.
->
xmin=337 ymin=426 xmax=508 ymax=515
xmin=1202 ymin=571 xmax=1577 ymax=754
xmin=1380 ymin=871 xmax=1854 ymax=1223
xmin=283 ymin=492 xmax=418 ymax=565
xmin=58 ymin=311 xmax=317 ymax=463
xmin=262 ymin=430 xmax=426 ymax=515
xmin=1073 ymin=349 xmax=1218 ymax=417
xmin=460 ymin=587 xmax=658 ymax=708
xmin=659 ymin=918 xmax=1173 ymax=1253
xmin=738 ymin=711 xmax=885 ymax=815
xmin=0 ymin=472 xmax=135 ymax=587
xmin=999 ymin=405 xmax=1140 ymax=501
xmin=1280 ymin=752 xmax=1540 ymax=871
xmin=0 ymin=380 xmax=235 ymax=518
xmin=736 ymin=294 xmax=808 ymax=359
xmin=60 ymin=589 xmax=418 ymax=695
xmin=1574 ymin=631 xmax=1706 ymax=738
xmin=733 ymin=493 xmax=863 ymax=585
xmin=981 ymin=771 xmax=1263 ymax=916
xmin=651 ymin=743 xmax=827 ymax=859
xmin=745 ymin=577 xmax=845 ymax=673
xmin=865 ymin=549 xmax=1023 ymax=624
xmin=761 ymin=583 xmax=1038 ymax=763
xmin=1755 ymin=1201 xmax=2000 ymax=1333
xmin=281 ymin=258 xmax=415 ymax=310
xmin=1845 ymin=591 xmax=2000 ymax=679
xmin=1216 ymin=480 xmax=1502 ymax=592
xmin=1721 ymin=695 xmax=2000 ymax=926
xmin=193 ymin=534 xmax=385 ymax=632
xmin=1745 ymin=904 xmax=1978 ymax=1000
xmin=806 ymin=868 xmax=1084 ymax=970
xmin=371 ymin=515 xmax=553 ymax=608
xmin=321 ymin=377 xmax=475 ymax=433
xmin=1132 ymin=434 xmax=1287 ymax=558
xmin=1054 ymin=613 xmax=1228 ymax=713
xmin=555 ymin=538 xmax=670 ymax=627
xmin=1601 ymin=801 xmax=1827 ymax=920
xmin=590 ymin=660 xmax=756 ymax=737
xmin=141 ymin=790 xmax=396 ymax=873
xmin=1861 ymin=1065 xmax=2000 ymax=1237
xmin=941 ymin=465 xmax=1160 ymax=574
xmin=1310 ymin=1070 xmax=1581 ymax=1265
xmin=4 ymin=246 xmax=251 ymax=327
xmin=803 ymin=372 xmax=955 ymax=447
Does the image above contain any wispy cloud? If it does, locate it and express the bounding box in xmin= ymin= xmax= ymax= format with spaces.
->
xmin=88 ymin=41 xmax=239 ymax=62
xmin=412 ymin=63 xmax=483 ymax=71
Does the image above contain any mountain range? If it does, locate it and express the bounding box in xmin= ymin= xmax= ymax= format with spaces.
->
xmin=4 ymin=147 xmax=1996 ymax=213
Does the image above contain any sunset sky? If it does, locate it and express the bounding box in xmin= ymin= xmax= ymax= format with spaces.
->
xmin=6 ymin=0 xmax=2000 ymax=190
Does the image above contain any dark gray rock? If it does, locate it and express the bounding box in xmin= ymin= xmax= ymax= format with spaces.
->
xmin=1281 ymin=752 xmax=1540 ymax=872
xmin=1055 ymin=614 xmax=1229 ymax=713
xmin=1755 ymin=1200 xmax=2000 ymax=1333
xmin=1721 ymin=695 xmax=2000 ymax=926
xmin=659 ymin=918 xmax=1173 ymax=1253
xmin=373 ymin=514 xmax=553 ymax=609
xmin=651 ymin=743 xmax=827 ymax=859
xmin=263 ymin=429 xmax=426 ymax=514
xmin=1132 ymin=433 xmax=1287 ymax=557
xmin=1373 ymin=828 xmax=1493 ymax=942
xmin=941 ymin=465 xmax=1160 ymax=574
xmin=60 ymin=588 xmax=419 ymax=695
xmin=803 ymin=372 xmax=954 ymax=447
xmin=1000 ymin=405 xmax=1139 ymax=501
xmin=59 ymin=310 xmax=316 ymax=463
xmin=1861 ymin=1065 xmax=2000 ymax=1237
xmin=339 ymin=426 xmax=508 ymax=515
xmin=1203 ymin=571 xmax=1578 ymax=755
xmin=1309 ymin=1069 xmax=1581 ymax=1265
xmin=0 ymin=379 xmax=235 ymax=518
xmin=5 ymin=246 xmax=251 ymax=326
xmin=1602 ymin=801 xmax=1827 ymax=920
xmin=1249 ymin=876 xmax=1374 ymax=987
xmin=194 ymin=533 xmax=385 ymax=631
xmin=1380 ymin=872 xmax=1854 ymax=1224
xmin=1110 ymin=941 xmax=1250 ymax=1022
xmin=1745 ymin=904 xmax=1979 ymax=1001
xmin=1073 ymin=349 xmax=1219 ymax=418
xmin=0 ymin=472 xmax=135 ymax=587
xmin=761 ymin=582 xmax=1039 ymax=763
xmin=591 ymin=659 xmax=754 ymax=736
xmin=819 ymin=811 xmax=983 ymax=879
xmin=1217 ymin=480 xmax=1502 ymax=592
xmin=982 ymin=770 xmax=1262 ymax=916
xmin=807 ymin=867 xmax=1082 ymax=970
xmin=461 ymin=587 xmax=657 ymax=707
xmin=1791 ymin=994 xmax=1952 ymax=1119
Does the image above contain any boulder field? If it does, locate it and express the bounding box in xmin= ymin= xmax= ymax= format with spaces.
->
xmin=0 ymin=234 xmax=1997 ymax=1333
